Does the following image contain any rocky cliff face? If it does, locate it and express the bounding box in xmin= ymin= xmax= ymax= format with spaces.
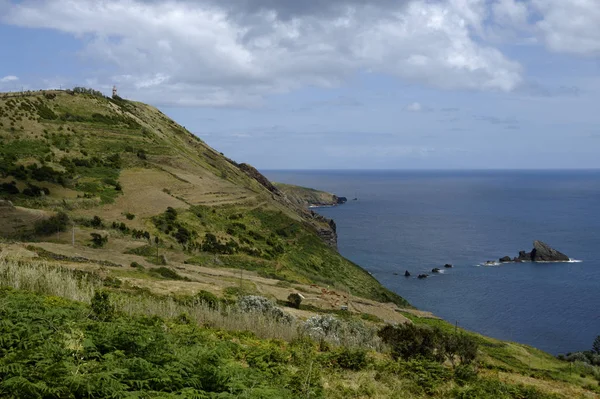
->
xmin=312 ymin=213 xmax=338 ymax=249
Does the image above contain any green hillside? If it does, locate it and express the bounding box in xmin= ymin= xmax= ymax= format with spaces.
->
xmin=0 ymin=89 xmax=403 ymax=306
xmin=275 ymin=183 xmax=339 ymax=208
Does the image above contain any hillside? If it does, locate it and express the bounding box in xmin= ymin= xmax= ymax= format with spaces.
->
xmin=0 ymin=89 xmax=402 ymax=306
xmin=275 ymin=182 xmax=344 ymax=208
xmin=1 ymin=89 xmax=599 ymax=398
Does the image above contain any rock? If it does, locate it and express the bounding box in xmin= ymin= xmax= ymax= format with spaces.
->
xmin=393 ymin=272 xmax=399 ymax=276
xmin=335 ymin=196 xmax=348 ymax=204
xmin=517 ymin=250 xmax=532 ymax=261
xmin=431 ymin=268 xmax=441 ymax=273
xmin=418 ymin=274 xmax=429 ymax=279
xmin=499 ymin=256 xmax=512 ymax=263
xmin=531 ymin=240 xmax=570 ymax=262
xmin=444 ymin=263 xmax=453 ymax=268
xmin=404 ymin=270 xmax=411 ymax=277
xmin=513 ymin=241 xmax=570 ymax=262
xmin=287 ymin=293 xmax=304 ymax=309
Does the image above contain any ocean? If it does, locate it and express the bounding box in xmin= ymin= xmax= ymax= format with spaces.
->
xmin=264 ymin=170 xmax=600 ymax=355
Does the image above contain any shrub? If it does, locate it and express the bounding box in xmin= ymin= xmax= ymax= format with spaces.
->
xmin=90 ymin=290 xmax=115 ymax=321
xmin=194 ymin=290 xmax=220 ymax=309
xmin=378 ymin=323 xmax=479 ymax=366
xmin=34 ymin=211 xmax=69 ymax=235
xmin=90 ymin=215 xmax=103 ymax=228
xmin=90 ymin=233 xmax=108 ymax=248
xmin=238 ymin=295 xmax=294 ymax=323
xmin=0 ymin=182 xmax=19 ymax=195
xmin=130 ymin=262 xmax=144 ymax=270
xmin=304 ymin=315 xmax=343 ymax=341
xmin=125 ymin=212 xmax=135 ymax=220
xmin=326 ymin=347 xmax=369 ymax=371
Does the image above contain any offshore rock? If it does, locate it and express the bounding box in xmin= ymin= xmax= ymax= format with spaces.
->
xmin=517 ymin=241 xmax=570 ymax=262
xmin=499 ymin=256 xmax=512 ymax=263
xmin=404 ymin=270 xmax=411 ymax=277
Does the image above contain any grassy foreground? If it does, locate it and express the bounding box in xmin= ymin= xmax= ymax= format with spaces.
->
xmin=1 ymin=249 xmax=599 ymax=398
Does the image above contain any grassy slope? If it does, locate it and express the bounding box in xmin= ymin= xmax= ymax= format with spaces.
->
xmin=0 ymin=90 xmax=405 ymax=306
xmin=1 ymin=90 xmax=598 ymax=398
xmin=275 ymin=182 xmax=338 ymax=208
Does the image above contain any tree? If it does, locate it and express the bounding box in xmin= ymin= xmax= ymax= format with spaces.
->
xmin=593 ymin=335 xmax=600 ymax=355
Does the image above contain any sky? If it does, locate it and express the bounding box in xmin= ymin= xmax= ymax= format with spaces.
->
xmin=1 ymin=0 xmax=599 ymax=170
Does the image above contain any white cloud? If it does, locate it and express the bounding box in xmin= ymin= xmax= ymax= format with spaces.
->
xmin=0 ymin=75 xmax=18 ymax=83
xmin=531 ymin=0 xmax=600 ymax=56
xmin=492 ymin=0 xmax=529 ymax=28
xmin=405 ymin=102 xmax=423 ymax=112
xmin=1 ymin=0 xmax=523 ymax=106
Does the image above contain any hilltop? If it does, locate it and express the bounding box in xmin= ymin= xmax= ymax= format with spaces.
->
xmin=0 ymin=89 xmax=599 ymax=398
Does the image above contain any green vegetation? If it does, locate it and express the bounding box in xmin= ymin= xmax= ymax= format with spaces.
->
xmin=34 ymin=211 xmax=70 ymax=235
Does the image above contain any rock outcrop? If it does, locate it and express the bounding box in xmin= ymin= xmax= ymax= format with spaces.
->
xmin=418 ymin=274 xmax=429 ymax=279
xmin=237 ymin=163 xmax=281 ymax=195
xmin=521 ymin=241 xmax=570 ymax=262
xmin=444 ymin=264 xmax=453 ymax=268
xmin=499 ymin=241 xmax=570 ymax=263
xmin=404 ymin=270 xmax=411 ymax=277
xmin=431 ymin=268 xmax=441 ymax=273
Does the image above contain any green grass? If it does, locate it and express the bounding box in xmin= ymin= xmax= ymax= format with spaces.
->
xmin=0 ymin=287 xmax=571 ymax=399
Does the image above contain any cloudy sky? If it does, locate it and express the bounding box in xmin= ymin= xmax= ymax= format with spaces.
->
xmin=1 ymin=0 xmax=599 ymax=169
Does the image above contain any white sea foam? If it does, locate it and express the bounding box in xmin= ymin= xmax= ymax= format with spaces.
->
xmin=568 ymin=259 xmax=583 ymax=263
xmin=479 ymin=261 xmax=500 ymax=267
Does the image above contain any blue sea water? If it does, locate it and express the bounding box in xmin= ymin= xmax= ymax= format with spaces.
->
xmin=264 ymin=170 xmax=600 ymax=355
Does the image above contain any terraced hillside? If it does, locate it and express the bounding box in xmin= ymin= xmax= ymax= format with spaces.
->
xmin=0 ymin=89 xmax=403 ymax=305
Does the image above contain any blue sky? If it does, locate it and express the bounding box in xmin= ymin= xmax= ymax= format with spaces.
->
xmin=1 ymin=0 xmax=599 ymax=169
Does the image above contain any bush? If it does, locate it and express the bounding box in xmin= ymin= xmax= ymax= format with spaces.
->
xmin=90 ymin=290 xmax=115 ymax=321
xmin=34 ymin=211 xmax=69 ymax=235
xmin=130 ymin=262 xmax=144 ymax=270
xmin=326 ymin=347 xmax=369 ymax=371
xmin=90 ymin=233 xmax=108 ymax=248
xmin=90 ymin=215 xmax=103 ymax=228
xmin=0 ymin=182 xmax=19 ymax=195
xmin=238 ymin=295 xmax=293 ymax=323
xmin=125 ymin=212 xmax=135 ymax=220
xmin=378 ymin=323 xmax=479 ymax=366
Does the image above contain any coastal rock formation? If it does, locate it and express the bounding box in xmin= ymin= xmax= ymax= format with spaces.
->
xmin=444 ymin=264 xmax=453 ymax=268
xmin=523 ymin=241 xmax=570 ymax=262
xmin=418 ymin=274 xmax=429 ymax=279
xmin=336 ymin=196 xmax=348 ymax=204
xmin=404 ymin=270 xmax=411 ymax=277
xmin=431 ymin=268 xmax=441 ymax=273
xmin=499 ymin=241 xmax=570 ymax=263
